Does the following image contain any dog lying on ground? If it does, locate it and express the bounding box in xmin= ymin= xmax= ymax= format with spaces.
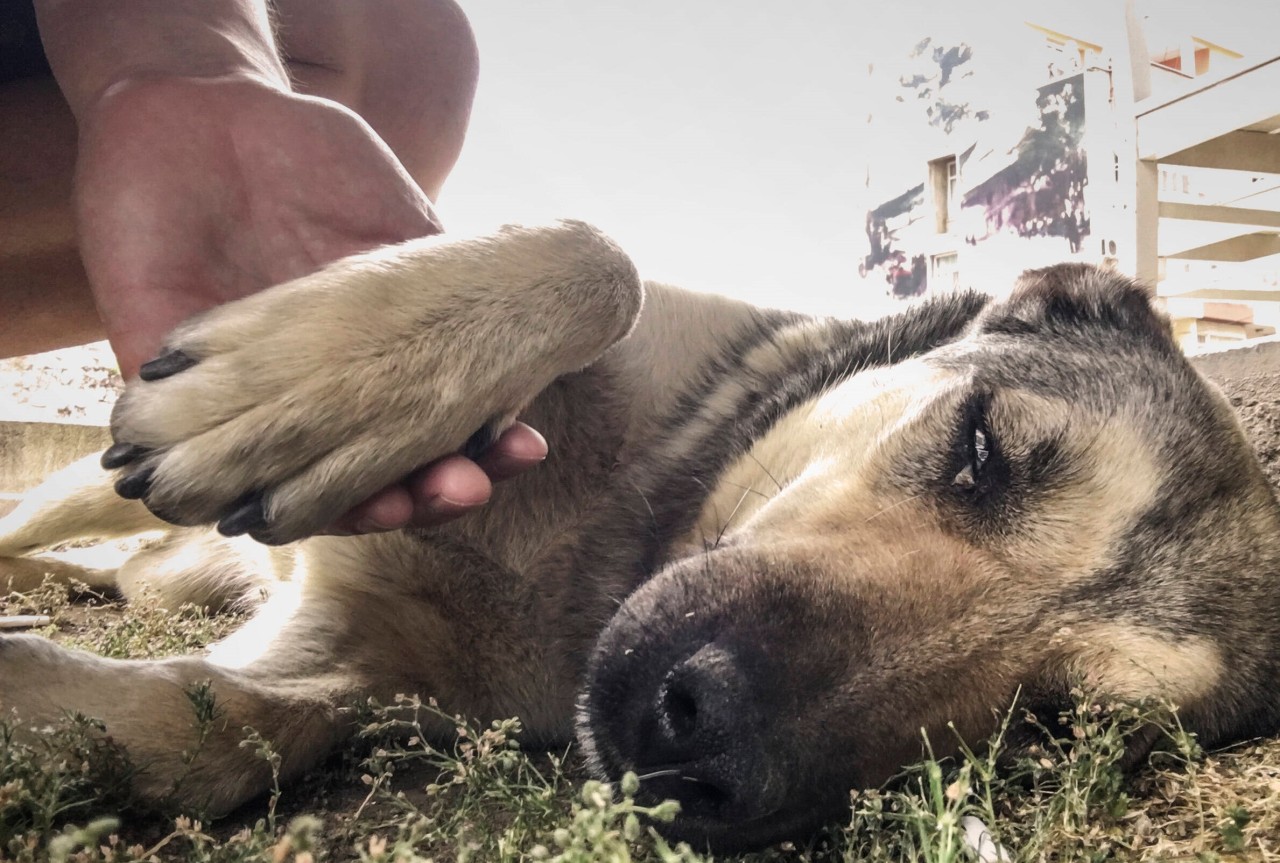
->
xmin=1 ymin=221 xmax=1279 ymax=850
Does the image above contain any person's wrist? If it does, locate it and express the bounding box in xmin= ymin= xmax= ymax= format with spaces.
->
xmin=37 ymin=0 xmax=292 ymax=119
xmin=76 ymin=70 xmax=291 ymax=129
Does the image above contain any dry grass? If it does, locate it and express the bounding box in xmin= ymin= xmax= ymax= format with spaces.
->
xmin=1133 ymin=736 xmax=1280 ymax=860
xmin=1 ymin=577 xmax=242 ymax=660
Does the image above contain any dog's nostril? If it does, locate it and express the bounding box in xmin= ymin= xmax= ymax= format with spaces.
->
xmin=585 ymin=636 xmax=787 ymax=826
xmin=651 ymin=643 xmax=746 ymax=759
xmin=659 ymin=673 xmax=700 ymax=739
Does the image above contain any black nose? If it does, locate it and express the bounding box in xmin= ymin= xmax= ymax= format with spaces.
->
xmin=626 ymin=643 xmax=781 ymax=821
xmin=654 ymin=643 xmax=745 ymax=757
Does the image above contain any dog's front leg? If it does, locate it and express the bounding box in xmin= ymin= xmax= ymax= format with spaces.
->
xmin=0 ymin=634 xmax=349 ymax=815
xmin=101 ymin=221 xmax=642 ymax=544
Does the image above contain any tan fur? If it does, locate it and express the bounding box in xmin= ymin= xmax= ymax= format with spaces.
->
xmin=1055 ymin=624 xmax=1224 ymax=705
xmin=111 ymin=221 xmax=643 ymax=540
xmin=0 ymin=228 xmax=1273 ymax=844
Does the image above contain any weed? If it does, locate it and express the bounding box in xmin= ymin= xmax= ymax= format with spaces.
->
xmin=239 ymin=727 xmax=284 ymax=834
xmin=0 ymin=715 xmax=135 ymax=855
xmin=2 ymin=576 xmax=242 ymax=660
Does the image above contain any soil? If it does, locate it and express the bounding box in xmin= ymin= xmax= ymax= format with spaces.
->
xmin=1214 ymin=371 xmax=1280 ymax=489
xmin=0 ymin=341 xmax=121 ymax=425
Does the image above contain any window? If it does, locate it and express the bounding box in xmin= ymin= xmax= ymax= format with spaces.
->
xmin=931 ymin=252 xmax=960 ymax=293
xmin=1151 ymin=37 xmax=1242 ymax=79
xmin=929 ymin=156 xmax=958 ymax=233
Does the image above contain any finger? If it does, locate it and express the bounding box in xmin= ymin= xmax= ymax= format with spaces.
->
xmin=405 ymin=454 xmax=493 ymax=528
xmin=474 ymin=422 xmax=549 ymax=482
xmin=320 ymin=425 xmax=546 ymax=537
xmin=325 ymin=484 xmax=415 ymax=535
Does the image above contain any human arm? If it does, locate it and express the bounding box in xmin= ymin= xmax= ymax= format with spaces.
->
xmin=32 ymin=0 xmax=545 ymax=532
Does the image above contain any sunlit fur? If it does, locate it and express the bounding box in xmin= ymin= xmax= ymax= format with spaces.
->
xmin=1 ymin=228 xmax=1277 ymax=851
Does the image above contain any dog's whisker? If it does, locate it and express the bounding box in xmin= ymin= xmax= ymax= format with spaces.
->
xmin=865 ymin=492 xmax=923 ymax=522
xmin=746 ymin=452 xmax=785 ymax=494
xmin=714 ymin=485 xmax=755 ymax=548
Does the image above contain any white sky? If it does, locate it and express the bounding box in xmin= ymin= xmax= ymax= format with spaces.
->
xmin=441 ymin=1 xmax=1279 ymax=319
xmin=444 ymin=1 xmax=874 ymax=317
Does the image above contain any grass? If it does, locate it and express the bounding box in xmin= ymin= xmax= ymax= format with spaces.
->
xmin=2 ymin=579 xmax=1279 ymax=863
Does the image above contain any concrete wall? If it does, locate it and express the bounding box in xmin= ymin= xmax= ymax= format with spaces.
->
xmin=0 ymin=422 xmax=110 ymax=496
xmin=1188 ymin=335 xmax=1280 ymax=380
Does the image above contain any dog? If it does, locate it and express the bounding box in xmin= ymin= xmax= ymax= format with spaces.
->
xmin=2 ymin=221 xmax=1279 ymax=851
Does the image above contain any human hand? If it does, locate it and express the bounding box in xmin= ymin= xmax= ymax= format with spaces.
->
xmin=325 ymin=422 xmax=549 ymax=534
xmin=76 ymin=75 xmax=544 ymax=533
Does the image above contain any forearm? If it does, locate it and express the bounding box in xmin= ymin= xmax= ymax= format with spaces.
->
xmin=34 ymin=0 xmax=290 ymax=118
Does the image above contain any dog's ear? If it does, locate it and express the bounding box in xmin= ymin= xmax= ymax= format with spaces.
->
xmin=975 ymin=263 xmax=1175 ymax=349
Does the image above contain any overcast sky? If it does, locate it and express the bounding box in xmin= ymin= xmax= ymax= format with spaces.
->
xmin=444 ymin=1 xmax=874 ymax=316
xmin=442 ymin=1 xmax=1279 ymax=318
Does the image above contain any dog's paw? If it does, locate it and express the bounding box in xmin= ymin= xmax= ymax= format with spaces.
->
xmin=104 ymin=223 xmax=642 ymax=544
xmin=104 ymin=268 xmax=502 ymax=544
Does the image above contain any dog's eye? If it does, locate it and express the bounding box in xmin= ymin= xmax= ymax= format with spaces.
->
xmin=972 ymin=426 xmax=991 ymax=472
xmin=953 ymin=412 xmax=993 ymax=491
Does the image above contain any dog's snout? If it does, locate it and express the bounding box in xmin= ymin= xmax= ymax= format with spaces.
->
xmin=578 ymin=558 xmax=868 ymax=847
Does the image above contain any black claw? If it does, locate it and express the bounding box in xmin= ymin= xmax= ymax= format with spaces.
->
xmin=101 ymin=442 xmax=149 ymax=469
xmin=462 ymin=422 xmax=499 ymax=461
xmin=141 ymin=499 xmax=186 ymax=527
xmin=114 ymin=466 xmax=155 ymax=500
xmin=217 ymin=493 xmax=269 ymax=538
xmin=248 ymin=526 xmax=292 ymax=547
xmin=139 ymin=349 xmax=198 ymax=381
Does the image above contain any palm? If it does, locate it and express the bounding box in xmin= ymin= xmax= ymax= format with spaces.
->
xmin=74 ymin=77 xmax=441 ymax=377
xmin=69 ymin=76 xmax=545 ymax=535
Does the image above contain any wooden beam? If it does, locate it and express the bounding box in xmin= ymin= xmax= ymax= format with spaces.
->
xmin=1134 ymin=160 xmax=1159 ymax=284
xmin=1162 ymin=288 xmax=1280 ymax=303
xmin=1159 ymin=219 xmax=1252 ymax=258
xmin=1136 ymin=56 xmax=1280 ymax=160
xmin=1159 ymin=130 xmax=1280 ymax=174
xmin=1167 ymin=232 xmax=1280 ymax=262
xmin=1159 ymin=202 xmax=1280 ymax=229
xmin=1023 ymin=22 xmax=1103 ymax=54
xmin=1193 ymin=37 xmax=1243 ymax=60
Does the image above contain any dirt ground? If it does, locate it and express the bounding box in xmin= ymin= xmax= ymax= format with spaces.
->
xmin=0 ymin=342 xmax=121 ymax=427
xmin=1217 ymin=370 xmax=1280 ymax=488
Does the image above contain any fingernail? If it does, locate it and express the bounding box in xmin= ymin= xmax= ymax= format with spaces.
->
xmin=436 ymin=492 xmax=488 ymax=510
xmin=101 ymin=442 xmax=148 ymax=469
xmin=139 ymin=349 xmax=197 ymax=381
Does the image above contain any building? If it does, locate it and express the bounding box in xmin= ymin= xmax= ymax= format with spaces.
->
xmin=854 ymin=0 xmax=1280 ymax=353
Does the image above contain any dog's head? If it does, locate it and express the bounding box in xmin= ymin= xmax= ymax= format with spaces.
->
xmin=577 ymin=264 xmax=1280 ymax=849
